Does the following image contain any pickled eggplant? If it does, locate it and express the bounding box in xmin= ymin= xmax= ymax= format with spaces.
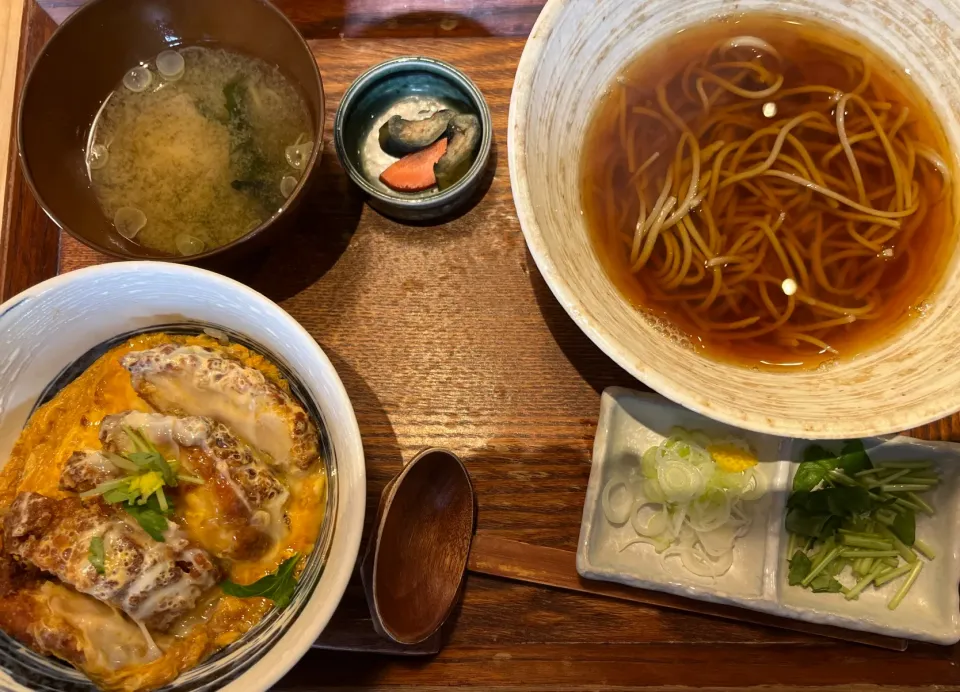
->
xmin=378 ymin=109 xmax=454 ymax=156
xmin=434 ymin=114 xmax=480 ymax=190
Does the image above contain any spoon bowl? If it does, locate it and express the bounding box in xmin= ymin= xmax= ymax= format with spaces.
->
xmin=362 ymin=448 xmax=476 ymax=645
xmin=17 ymin=0 xmax=324 ymax=263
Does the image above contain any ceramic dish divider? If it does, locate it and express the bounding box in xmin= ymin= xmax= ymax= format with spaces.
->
xmin=578 ymin=388 xmax=960 ymax=645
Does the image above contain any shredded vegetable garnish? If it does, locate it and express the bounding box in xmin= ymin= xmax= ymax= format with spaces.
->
xmin=81 ymin=427 xmax=203 ymax=541
xmin=602 ymin=427 xmax=768 ymax=578
xmin=785 ymin=441 xmax=939 ymax=608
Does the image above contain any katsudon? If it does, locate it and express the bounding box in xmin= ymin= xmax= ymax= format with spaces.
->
xmin=0 ymin=332 xmax=327 ymax=691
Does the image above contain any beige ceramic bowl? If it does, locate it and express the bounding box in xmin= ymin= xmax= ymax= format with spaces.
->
xmin=509 ymin=0 xmax=960 ymax=439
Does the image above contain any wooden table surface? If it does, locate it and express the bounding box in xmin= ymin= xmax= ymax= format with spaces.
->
xmin=4 ymin=1 xmax=960 ymax=689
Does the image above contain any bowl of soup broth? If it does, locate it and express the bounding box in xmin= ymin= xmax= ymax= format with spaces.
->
xmin=510 ymin=0 xmax=960 ymax=438
xmin=18 ymin=0 xmax=323 ymax=261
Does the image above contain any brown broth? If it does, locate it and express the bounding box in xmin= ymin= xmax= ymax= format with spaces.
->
xmin=582 ymin=13 xmax=955 ymax=368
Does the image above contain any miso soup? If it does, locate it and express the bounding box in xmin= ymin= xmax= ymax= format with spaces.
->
xmin=88 ymin=46 xmax=313 ymax=256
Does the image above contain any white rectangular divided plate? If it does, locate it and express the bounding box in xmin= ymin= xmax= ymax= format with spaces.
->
xmin=577 ymin=387 xmax=960 ymax=645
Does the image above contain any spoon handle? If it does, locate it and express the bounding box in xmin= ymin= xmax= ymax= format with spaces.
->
xmin=467 ymin=533 xmax=907 ymax=652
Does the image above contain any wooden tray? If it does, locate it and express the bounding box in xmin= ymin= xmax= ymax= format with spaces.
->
xmin=3 ymin=1 xmax=960 ymax=689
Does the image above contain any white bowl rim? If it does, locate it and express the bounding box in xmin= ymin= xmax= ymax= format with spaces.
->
xmin=0 ymin=261 xmax=367 ymax=691
xmin=507 ymin=0 xmax=960 ymax=439
xmin=508 ymin=0 xmax=740 ymax=432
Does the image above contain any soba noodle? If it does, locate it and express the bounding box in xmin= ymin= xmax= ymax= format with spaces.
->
xmin=583 ymin=15 xmax=953 ymax=367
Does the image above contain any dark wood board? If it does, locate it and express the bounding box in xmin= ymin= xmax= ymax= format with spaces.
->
xmin=2 ymin=1 xmax=959 ymax=689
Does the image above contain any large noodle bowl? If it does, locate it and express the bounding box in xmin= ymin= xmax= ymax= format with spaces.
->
xmin=582 ymin=14 xmax=954 ymax=368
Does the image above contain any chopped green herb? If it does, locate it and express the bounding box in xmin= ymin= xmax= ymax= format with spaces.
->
xmin=787 ymin=550 xmax=812 ymax=585
xmin=88 ymin=536 xmax=105 ymax=575
xmin=913 ymin=539 xmax=936 ymax=560
xmin=785 ymin=486 xmax=871 ymax=541
xmin=785 ymin=441 xmax=939 ymax=604
xmin=889 ymin=509 xmax=916 ymax=547
xmin=809 ymin=573 xmax=844 ymax=593
xmin=792 ymin=440 xmax=872 ymax=492
xmin=122 ymin=494 xmax=173 ymax=542
xmin=888 ymin=561 xmax=923 ymax=610
xmin=121 ymin=426 xmax=177 ymax=486
xmin=874 ymin=563 xmax=913 ymax=587
xmin=801 ymin=545 xmax=842 ymax=587
xmin=81 ymin=427 xmax=201 ymax=541
xmin=101 ymin=485 xmax=140 ymax=505
xmin=836 ymin=440 xmax=871 ymax=476
xmin=844 ymin=563 xmax=885 ymax=600
xmin=221 ymin=553 xmax=301 ymax=609
xmin=223 ymin=76 xmax=279 ymax=211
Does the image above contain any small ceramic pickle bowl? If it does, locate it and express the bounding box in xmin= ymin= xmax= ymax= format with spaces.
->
xmin=334 ymin=57 xmax=492 ymax=221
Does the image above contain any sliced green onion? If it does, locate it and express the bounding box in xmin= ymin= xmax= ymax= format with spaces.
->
xmin=601 ymin=477 xmax=633 ymax=525
xmin=855 ymin=467 xmax=886 ymax=477
xmin=122 ymin=425 xmax=149 ymax=453
xmin=105 ymin=452 xmax=140 ymax=472
xmin=176 ymin=474 xmax=205 ymax=485
xmin=156 ymin=487 xmax=168 ymax=512
xmin=881 ymin=557 xmax=900 ymax=568
xmin=881 ymin=484 xmax=933 ymax=492
xmin=657 ymin=458 xmax=704 ymax=503
xmin=640 ymin=447 xmax=659 ymax=479
xmin=845 ymin=563 xmax=885 ymax=600
xmin=618 ymin=536 xmax=671 ymax=554
xmin=887 ymin=561 xmax=923 ymax=610
xmin=913 ymin=539 xmax=936 ymax=560
xmin=79 ymin=477 xmax=129 ymax=498
xmin=630 ymin=500 xmax=669 ymax=538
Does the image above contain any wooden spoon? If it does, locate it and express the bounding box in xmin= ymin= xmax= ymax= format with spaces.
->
xmin=361 ymin=448 xmax=476 ymax=645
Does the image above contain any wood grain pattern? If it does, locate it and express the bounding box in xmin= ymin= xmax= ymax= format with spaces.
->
xmin=3 ymin=2 xmax=960 ymax=690
xmin=0 ymin=0 xmax=25 ymax=215
xmin=362 ymin=449 xmax=475 ymax=645
xmin=468 ymin=534 xmax=907 ymax=651
xmin=37 ymin=0 xmax=547 ymax=38
xmin=0 ymin=0 xmax=59 ymax=300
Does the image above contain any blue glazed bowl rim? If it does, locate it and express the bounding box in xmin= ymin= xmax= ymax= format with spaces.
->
xmin=333 ymin=56 xmax=493 ymax=209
